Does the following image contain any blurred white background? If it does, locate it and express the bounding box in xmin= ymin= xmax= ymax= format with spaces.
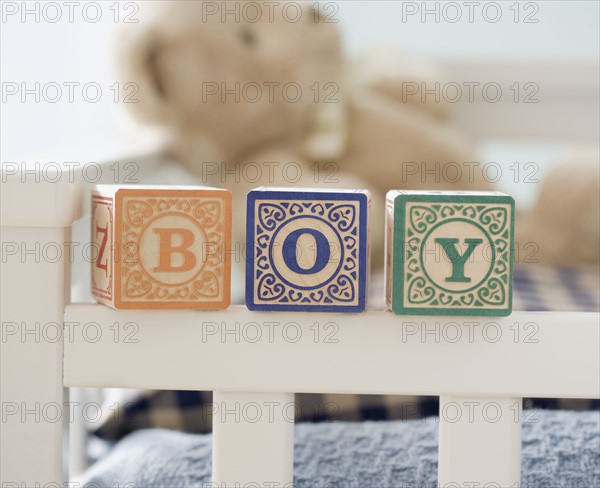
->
xmin=2 ymin=1 xmax=599 ymax=205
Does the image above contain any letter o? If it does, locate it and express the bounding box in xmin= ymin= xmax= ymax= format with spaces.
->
xmin=442 ymin=2 xmax=462 ymax=22
xmin=482 ymin=402 xmax=502 ymax=423
xmin=482 ymin=2 xmax=502 ymax=23
xmin=282 ymin=229 xmax=330 ymax=274
xmin=242 ymin=2 xmax=261 ymax=22
xmin=442 ymin=402 xmax=461 ymax=423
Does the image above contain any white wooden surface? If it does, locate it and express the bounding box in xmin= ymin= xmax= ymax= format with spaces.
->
xmin=68 ymin=387 xmax=89 ymax=480
xmin=212 ymin=391 xmax=294 ymax=487
xmin=0 ymin=227 xmax=69 ymax=485
xmin=1 ymin=147 xmax=85 ymax=484
xmin=64 ymin=304 xmax=600 ymax=399
xmin=438 ymin=396 xmax=522 ymax=486
xmin=61 ymin=304 xmax=599 ymax=485
xmin=0 ymin=169 xmax=81 ymax=228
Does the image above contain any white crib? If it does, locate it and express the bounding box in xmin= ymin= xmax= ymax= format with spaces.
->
xmin=1 ymin=59 xmax=599 ymax=487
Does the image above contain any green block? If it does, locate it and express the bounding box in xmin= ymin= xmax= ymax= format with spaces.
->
xmin=385 ymin=190 xmax=515 ymax=316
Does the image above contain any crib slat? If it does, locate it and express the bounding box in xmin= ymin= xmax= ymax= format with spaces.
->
xmin=212 ymin=391 xmax=294 ymax=486
xmin=438 ymin=395 xmax=522 ymax=486
xmin=0 ymin=227 xmax=68 ymax=485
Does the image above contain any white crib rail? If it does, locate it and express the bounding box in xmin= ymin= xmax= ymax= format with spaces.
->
xmin=3 ymin=209 xmax=600 ymax=488
xmin=61 ymin=304 xmax=599 ymax=486
xmin=1 ymin=226 xmax=70 ymax=485
xmin=1 ymin=151 xmax=83 ymax=483
xmin=2 ymin=173 xmax=600 ymax=487
xmin=63 ymin=305 xmax=599 ymax=399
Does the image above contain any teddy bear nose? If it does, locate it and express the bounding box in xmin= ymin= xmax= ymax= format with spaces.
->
xmin=240 ymin=27 xmax=256 ymax=47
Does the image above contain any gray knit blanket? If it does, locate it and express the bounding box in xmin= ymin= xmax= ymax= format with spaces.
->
xmin=80 ymin=410 xmax=599 ymax=487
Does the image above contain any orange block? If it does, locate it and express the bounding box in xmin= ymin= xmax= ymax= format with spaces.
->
xmin=91 ymin=185 xmax=232 ymax=310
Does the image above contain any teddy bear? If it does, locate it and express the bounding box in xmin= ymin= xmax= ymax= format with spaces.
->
xmin=516 ymin=146 xmax=600 ymax=265
xmin=116 ymin=0 xmax=494 ymax=270
xmin=119 ymin=2 xmax=490 ymax=265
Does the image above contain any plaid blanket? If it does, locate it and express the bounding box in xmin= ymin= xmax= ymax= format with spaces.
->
xmin=94 ymin=263 xmax=600 ymax=440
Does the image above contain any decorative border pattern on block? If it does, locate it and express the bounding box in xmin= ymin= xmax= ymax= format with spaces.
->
xmin=247 ymin=192 xmax=368 ymax=312
xmin=394 ymin=194 xmax=514 ymax=316
xmin=117 ymin=195 xmax=227 ymax=304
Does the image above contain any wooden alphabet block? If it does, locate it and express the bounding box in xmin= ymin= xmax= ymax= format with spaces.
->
xmin=385 ymin=190 xmax=514 ymax=316
xmin=91 ymin=185 xmax=231 ymax=309
xmin=246 ymin=188 xmax=371 ymax=312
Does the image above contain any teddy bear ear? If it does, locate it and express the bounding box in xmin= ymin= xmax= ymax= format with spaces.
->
xmin=116 ymin=21 xmax=168 ymax=125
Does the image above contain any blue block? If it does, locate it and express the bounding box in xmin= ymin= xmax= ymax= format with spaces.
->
xmin=246 ymin=188 xmax=371 ymax=312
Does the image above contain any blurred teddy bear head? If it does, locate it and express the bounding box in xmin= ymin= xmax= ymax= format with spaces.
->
xmin=119 ymin=1 xmax=344 ymax=165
